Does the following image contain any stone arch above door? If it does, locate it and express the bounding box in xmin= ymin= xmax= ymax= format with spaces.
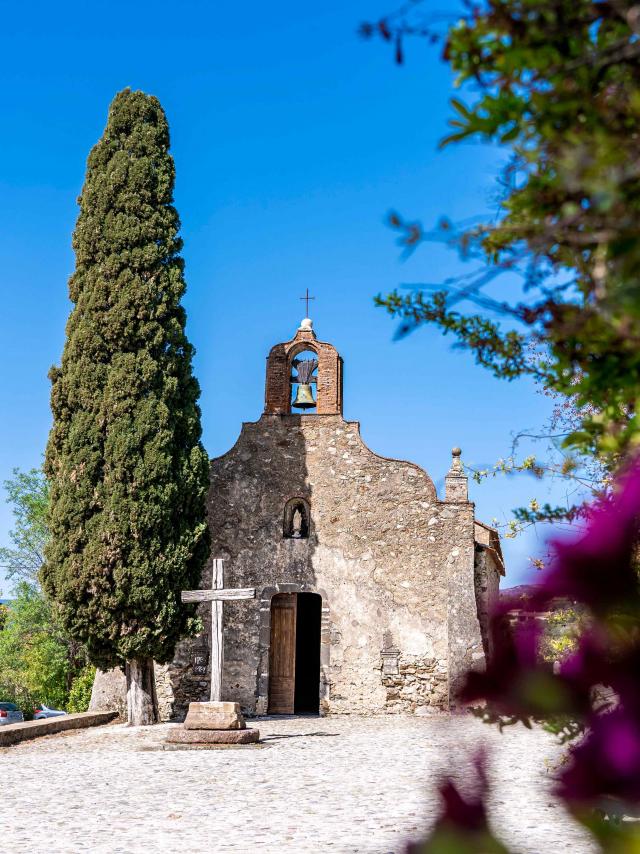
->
xmin=256 ymin=583 xmax=331 ymax=715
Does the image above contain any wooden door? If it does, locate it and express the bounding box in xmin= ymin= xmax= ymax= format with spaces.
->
xmin=268 ymin=594 xmax=297 ymax=714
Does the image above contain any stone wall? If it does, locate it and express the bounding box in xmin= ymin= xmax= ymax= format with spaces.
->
xmin=154 ymin=649 xmax=208 ymax=722
xmin=89 ymin=667 xmax=126 ymax=718
xmin=89 ymin=424 xmax=501 ymax=721
xmin=474 ymin=552 xmax=502 ymax=662
xmin=0 ymin=711 xmax=117 ymax=747
xmin=157 ymin=412 xmax=489 ymax=719
xmin=445 ymin=502 xmax=484 ymax=702
xmin=381 ymin=654 xmax=448 ymax=713
xmin=473 ymin=520 xmax=504 ymax=663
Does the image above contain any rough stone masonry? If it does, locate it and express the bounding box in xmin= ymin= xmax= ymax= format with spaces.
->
xmin=92 ymin=318 xmax=504 ymax=720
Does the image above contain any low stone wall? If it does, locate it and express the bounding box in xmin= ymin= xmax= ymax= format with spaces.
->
xmin=0 ymin=711 xmax=117 ymax=747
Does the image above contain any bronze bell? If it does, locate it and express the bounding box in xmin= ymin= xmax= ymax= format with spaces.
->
xmin=292 ymin=383 xmax=316 ymax=409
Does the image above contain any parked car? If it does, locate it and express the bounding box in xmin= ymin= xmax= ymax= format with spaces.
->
xmin=33 ymin=705 xmax=67 ymax=719
xmin=0 ymin=702 xmax=24 ymax=725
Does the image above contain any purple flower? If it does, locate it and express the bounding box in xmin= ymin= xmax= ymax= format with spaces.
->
xmin=560 ymin=633 xmax=640 ymax=715
xmin=456 ymin=460 xmax=640 ymax=824
xmin=406 ymin=755 xmax=509 ymax=853
xmin=461 ymin=606 xmax=581 ymax=719
xmin=532 ymin=460 xmax=640 ymax=617
xmin=438 ymin=764 xmax=489 ymax=833
xmin=558 ymin=707 xmax=640 ymax=806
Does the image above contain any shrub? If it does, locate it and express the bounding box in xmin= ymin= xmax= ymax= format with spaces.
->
xmin=67 ymin=665 xmax=97 ymax=713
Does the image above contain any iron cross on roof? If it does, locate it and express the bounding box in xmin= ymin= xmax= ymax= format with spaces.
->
xmin=300 ymin=287 xmax=315 ymax=317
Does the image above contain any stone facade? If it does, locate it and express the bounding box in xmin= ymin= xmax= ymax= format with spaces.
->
xmin=151 ymin=320 xmax=504 ymax=720
xmin=91 ymin=320 xmax=504 ymax=720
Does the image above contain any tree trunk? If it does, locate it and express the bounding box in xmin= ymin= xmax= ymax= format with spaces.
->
xmin=126 ymin=657 xmax=158 ymax=726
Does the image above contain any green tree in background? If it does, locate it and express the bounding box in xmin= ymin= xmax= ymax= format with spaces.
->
xmin=0 ymin=468 xmax=90 ymax=714
xmin=366 ymin=0 xmax=640 ymax=519
xmin=43 ymin=89 xmax=211 ymax=726
xmin=0 ymin=467 xmax=49 ymax=587
xmin=0 ymin=582 xmax=70 ymax=715
xmin=66 ymin=664 xmax=97 ymax=713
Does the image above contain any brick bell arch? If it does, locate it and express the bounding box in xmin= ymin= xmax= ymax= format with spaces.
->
xmin=264 ymin=320 xmax=343 ymax=415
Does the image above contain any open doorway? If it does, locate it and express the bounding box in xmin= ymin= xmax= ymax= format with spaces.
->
xmin=268 ymin=592 xmax=321 ymax=714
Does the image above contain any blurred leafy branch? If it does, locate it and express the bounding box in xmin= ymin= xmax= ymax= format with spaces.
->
xmin=361 ymin=2 xmax=640 ymax=849
xmin=363 ymin=0 xmax=640 ymax=531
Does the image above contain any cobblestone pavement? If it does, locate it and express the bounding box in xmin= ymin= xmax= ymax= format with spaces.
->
xmin=1 ymin=714 xmax=596 ymax=853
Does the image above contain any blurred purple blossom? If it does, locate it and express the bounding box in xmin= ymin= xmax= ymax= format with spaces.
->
xmin=559 ymin=707 xmax=640 ymax=806
xmin=407 ymin=755 xmax=509 ymax=853
xmin=465 ymin=458 xmax=640 ymax=824
xmin=410 ymin=459 xmax=640 ymax=849
xmin=532 ymin=459 xmax=640 ymax=616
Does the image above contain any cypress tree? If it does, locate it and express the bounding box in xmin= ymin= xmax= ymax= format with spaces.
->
xmin=43 ymin=89 xmax=210 ymax=725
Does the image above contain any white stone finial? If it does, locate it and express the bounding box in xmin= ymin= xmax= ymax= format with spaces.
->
xmin=450 ymin=447 xmax=463 ymax=472
xmin=445 ymin=445 xmax=468 ymax=502
xmin=299 ymin=317 xmax=313 ymax=331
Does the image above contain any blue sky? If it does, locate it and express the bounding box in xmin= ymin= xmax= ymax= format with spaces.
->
xmin=0 ymin=0 xmax=573 ymax=592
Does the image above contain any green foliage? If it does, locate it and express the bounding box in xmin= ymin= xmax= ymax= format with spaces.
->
xmin=67 ymin=665 xmax=97 ymax=713
xmin=43 ymin=89 xmax=210 ymax=671
xmin=575 ymin=808 xmax=640 ymax=853
xmin=540 ymin=608 xmax=586 ymax=664
xmin=0 ymin=471 xmax=90 ymax=714
xmin=0 ymin=468 xmax=49 ymax=586
xmin=410 ymin=827 xmax=510 ymax=854
xmin=378 ymin=287 xmax=535 ymax=381
xmin=376 ymin=1 xmax=640 ymax=469
xmin=541 ymin=715 xmax=585 ymax=745
xmin=0 ymin=582 xmax=70 ymax=714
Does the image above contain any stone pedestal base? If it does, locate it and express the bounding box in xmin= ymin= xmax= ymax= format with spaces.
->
xmin=169 ymin=700 xmax=259 ymax=748
xmin=167 ymin=727 xmax=260 ymax=745
xmin=184 ymin=701 xmax=245 ymax=730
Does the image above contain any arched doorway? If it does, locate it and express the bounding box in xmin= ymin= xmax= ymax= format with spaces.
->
xmin=268 ymin=592 xmax=321 ymax=714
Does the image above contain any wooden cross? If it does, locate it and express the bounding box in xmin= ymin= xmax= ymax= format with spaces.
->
xmin=181 ymin=559 xmax=256 ymax=703
xmin=300 ymin=287 xmax=315 ymax=317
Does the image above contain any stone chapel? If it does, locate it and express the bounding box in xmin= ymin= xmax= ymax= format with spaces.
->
xmin=92 ymin=318 xmax=504 ymax=719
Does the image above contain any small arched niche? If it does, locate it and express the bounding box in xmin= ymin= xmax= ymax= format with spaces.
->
xmin=283 ymin=497 xmax=310 ymax=539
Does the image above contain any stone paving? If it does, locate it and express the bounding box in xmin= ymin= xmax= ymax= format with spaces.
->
xmin=1 ymin=714 xmax=596 ymax=853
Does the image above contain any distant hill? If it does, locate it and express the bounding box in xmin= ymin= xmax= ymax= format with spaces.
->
xmin=500 ymin=584 xmax=539 ymax=600
xmin=500 ymin=583 xmax=580 ymax=612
